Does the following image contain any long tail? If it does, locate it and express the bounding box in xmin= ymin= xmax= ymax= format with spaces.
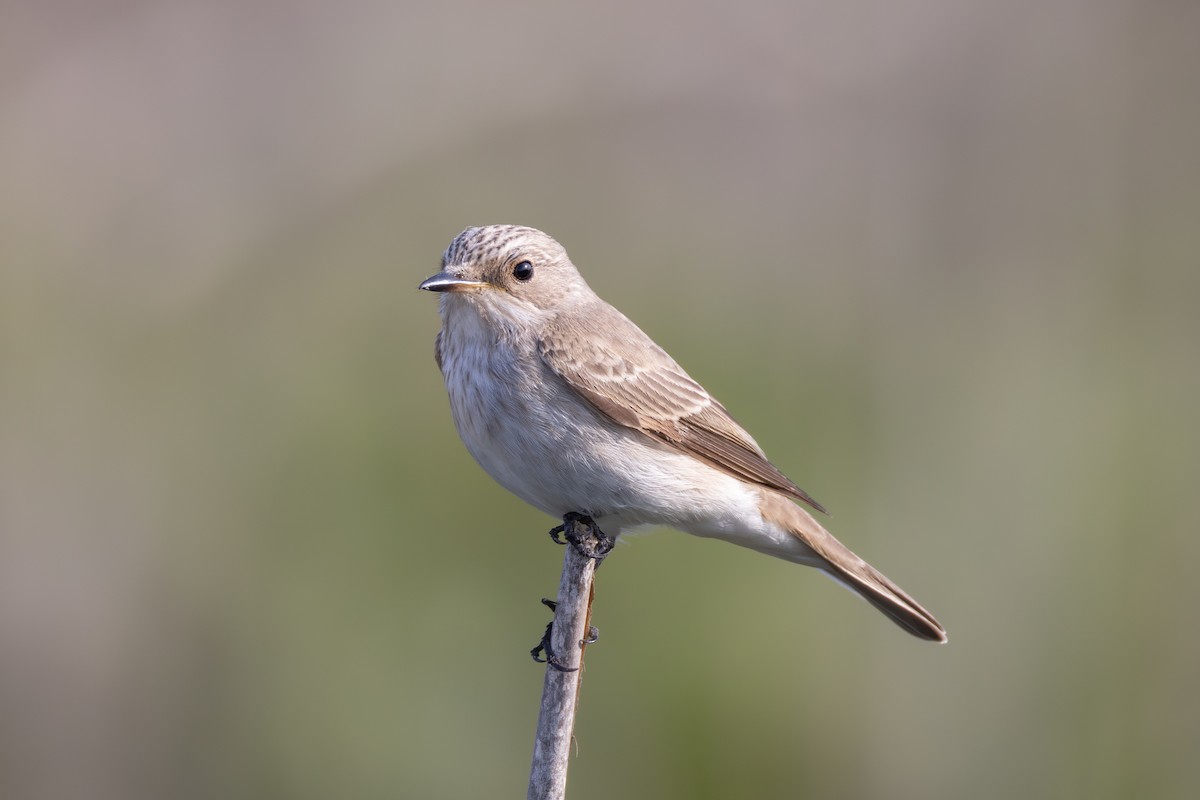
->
xmin=759 ymin=492 xmax=948 ymax=642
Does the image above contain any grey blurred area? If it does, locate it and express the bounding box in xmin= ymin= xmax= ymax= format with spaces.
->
xmin=2 ymin=1 xmax=1198 ymax=798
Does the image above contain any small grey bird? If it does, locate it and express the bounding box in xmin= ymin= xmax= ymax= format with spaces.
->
xmin=420 ymin=225 xmax=946 ymax=642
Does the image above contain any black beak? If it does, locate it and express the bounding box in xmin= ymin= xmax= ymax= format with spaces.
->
xmin=418 ymin=271 xmax=490 ymax=292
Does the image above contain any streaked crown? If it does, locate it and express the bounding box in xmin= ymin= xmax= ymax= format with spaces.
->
xmin=443 ymin=225 xmax=567 ymax=271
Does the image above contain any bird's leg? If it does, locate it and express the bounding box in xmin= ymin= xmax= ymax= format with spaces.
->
xmin=535 ymin=516 xmax=606 ymax=670
xmin=547 ymin=511 xmax=615 ymax=561
xmin=530 ymin=598 xmax=582 ymax=672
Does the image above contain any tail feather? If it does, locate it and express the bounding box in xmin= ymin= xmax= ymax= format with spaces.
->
xmin=758 ymin=491 xmax=947 ymax=642
xmin=821 ymin=560 xmax=947 ymax=642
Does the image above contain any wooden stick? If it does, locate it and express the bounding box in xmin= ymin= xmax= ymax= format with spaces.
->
xmin=527 ymin=517 xmax=605 ymax=800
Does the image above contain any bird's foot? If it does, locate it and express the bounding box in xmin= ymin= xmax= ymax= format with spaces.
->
xmin=530 ymin=598 xmax=598 ymax=671
xmin=547 ymin=512 xmax=615 ymax=561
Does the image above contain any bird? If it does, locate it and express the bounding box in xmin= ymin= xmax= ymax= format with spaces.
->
xmin=419 ymin=225 xmax=946 ymax=642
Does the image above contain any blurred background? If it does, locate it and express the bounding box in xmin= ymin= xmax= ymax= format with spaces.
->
xmin=2 ymin=1 xmax=1198 ymax=798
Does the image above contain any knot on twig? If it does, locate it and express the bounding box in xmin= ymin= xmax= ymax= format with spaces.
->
xmin=547 ymin=512 xmax=615 ymax=562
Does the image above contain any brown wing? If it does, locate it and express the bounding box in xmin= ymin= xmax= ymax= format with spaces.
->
xmin=539 ymin=309 xmax=827 ymax=514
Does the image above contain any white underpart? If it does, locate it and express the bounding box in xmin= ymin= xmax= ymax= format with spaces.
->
xmin=438 ymin=292 xmax=820 ymax=566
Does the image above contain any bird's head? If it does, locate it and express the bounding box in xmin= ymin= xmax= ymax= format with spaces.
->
xmin=419 ymin=225 xmax=592 ymax=324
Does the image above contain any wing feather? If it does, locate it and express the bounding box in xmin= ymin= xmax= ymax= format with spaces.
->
xmin=539 ymin=311 xmax=826 ymax=514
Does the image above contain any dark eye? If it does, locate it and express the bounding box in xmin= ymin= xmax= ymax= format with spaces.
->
xmin=512 ymin=260 xmax=534 ymax=282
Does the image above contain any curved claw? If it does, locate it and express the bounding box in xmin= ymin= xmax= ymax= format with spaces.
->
xmin=530 ymin=597 xmax=582 ymax=672
xmin=549 ymin=512 xmax=614 ymax=561
xmin=531 ymin=623 xmax=580 ymax=672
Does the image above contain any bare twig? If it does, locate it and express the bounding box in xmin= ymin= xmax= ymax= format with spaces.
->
xmin=527 ymin=516 xmax=604 ymax=800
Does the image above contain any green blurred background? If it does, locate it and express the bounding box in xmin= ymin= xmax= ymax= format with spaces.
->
xmin=2 ymin=2 xmax=1198 ymax=798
